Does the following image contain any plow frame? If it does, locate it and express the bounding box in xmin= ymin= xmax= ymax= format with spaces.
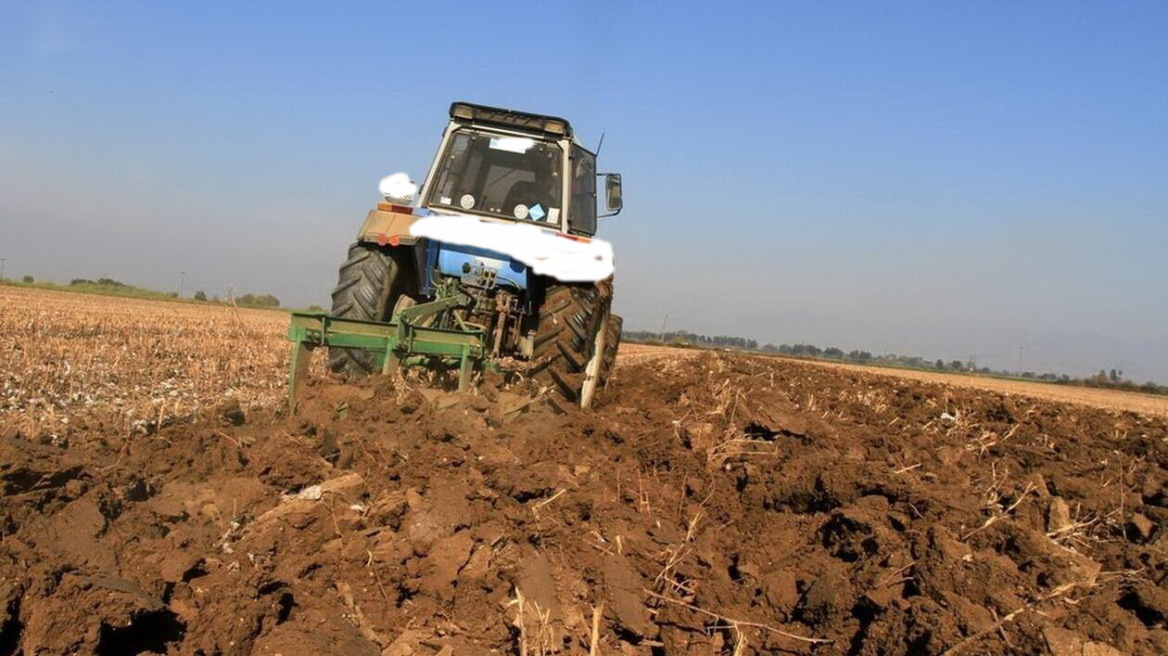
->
xmin=286 ymin=294 xmax=487 ymax=412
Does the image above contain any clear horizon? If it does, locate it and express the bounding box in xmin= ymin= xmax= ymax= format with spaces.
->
xmin=2 ymin=1 xmax=1166 ymax=383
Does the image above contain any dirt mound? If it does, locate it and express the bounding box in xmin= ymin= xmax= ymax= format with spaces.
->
xmin=1 ymin=352 xmax=1166 ymax=655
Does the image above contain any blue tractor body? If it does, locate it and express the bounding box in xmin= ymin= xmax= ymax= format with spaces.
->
xmin=431 ymin=242 xmax=530 ymax=293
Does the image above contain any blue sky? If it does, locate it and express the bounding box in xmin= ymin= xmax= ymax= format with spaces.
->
xmin=2 ymin=1 xmax=1166 ymax=382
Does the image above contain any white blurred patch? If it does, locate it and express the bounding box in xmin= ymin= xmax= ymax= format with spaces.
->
xmin=409 ymin=215 xmax=614 ymax=282
xmin=378 ymin=173 xmax=417 ymax=203
xmin=489 ymin=137 xmax=535 ymax=153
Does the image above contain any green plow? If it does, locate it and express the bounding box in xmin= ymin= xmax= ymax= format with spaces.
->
xmin=286 ymin=292 xmax=487 ymax=413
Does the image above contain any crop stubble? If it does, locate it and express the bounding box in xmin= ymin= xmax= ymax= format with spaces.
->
xmin=3 ymin=287 xmax=1160 ymax=429
xmin=1 ymin=285 xmax=290 ymax=439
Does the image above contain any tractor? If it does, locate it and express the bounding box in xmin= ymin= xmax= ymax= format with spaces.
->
xmin=287 ymin=102 xmax=623 ymax=409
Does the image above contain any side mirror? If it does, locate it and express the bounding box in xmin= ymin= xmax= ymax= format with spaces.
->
xmin=604 ymin=173 xmax=623 ymax=215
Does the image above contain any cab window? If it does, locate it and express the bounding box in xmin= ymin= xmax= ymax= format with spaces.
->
xmin=569 ymin=145 xmax=597 ymax=235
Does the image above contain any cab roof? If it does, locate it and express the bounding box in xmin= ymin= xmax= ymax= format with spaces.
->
xmin=449 ymin=102 xmax=574 ymax=140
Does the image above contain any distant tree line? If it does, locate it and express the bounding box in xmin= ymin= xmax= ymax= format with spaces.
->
xmin=26 ymin=276 xmax=285 ymax=308
xmin=622 ymin=328 xmax=1168 ymax=396
xmin=192 ymin=290 xmax=281 ymax=308
xmin=70 ymin=277 xmax=130 ymax=288
xmin=68 ymin=277 xmax=179 ymax=298
xmin=623 ymin=330 xmax=758 ymax=350
xmin=1076 ymin=369 xmax=1167 ymax=395
xmin=235 ymin=293 xmax=281 ymax=308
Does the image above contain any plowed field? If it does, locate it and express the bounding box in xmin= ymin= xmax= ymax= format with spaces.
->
xmin=1 ymin=287 xmax=1166 ymax=656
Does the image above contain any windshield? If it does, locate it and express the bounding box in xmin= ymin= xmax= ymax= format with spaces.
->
xmin=425 ymin=129 xmax=563 ymax=224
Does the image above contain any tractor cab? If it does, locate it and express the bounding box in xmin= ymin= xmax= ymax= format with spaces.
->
xmin=419 ymin=103 xmax=621 ymax=237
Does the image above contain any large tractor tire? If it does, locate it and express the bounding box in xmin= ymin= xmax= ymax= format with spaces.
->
xmin=328 ymin=243 xmax=415 ymax=377
xmin=530 ymin=279 xmax=613 ymax=408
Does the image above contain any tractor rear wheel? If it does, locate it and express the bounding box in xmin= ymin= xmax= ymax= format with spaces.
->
xmin=328 ymin=243 xmax=414 ymax=376
xmin=530 ymin=280 xmax=612 ymax=408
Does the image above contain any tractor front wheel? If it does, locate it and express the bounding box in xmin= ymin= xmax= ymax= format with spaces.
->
xmin=530 ymin=280 xmax=613 ymax=408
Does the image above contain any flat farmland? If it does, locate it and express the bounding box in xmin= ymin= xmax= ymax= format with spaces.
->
xmin=1 ymin=285 xmax=1166 ymax=656
xmin=621 ymin=344 xmax=1168 ymax=418
xmin=0 ymin=285 xmax=290 ymax=437
xmin=5 ymin=286 xmax=1160 ymax=428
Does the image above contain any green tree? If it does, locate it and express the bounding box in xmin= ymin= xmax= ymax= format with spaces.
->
xmin=237 ymin=293 xmax=281 ymax=308
xmin=194 ymin=290 xmax=208 ymax=301
xmin=21 ymin=275 xmax=33 ymax=283
xmin=791 ymin=344 xmax=821 ymax=357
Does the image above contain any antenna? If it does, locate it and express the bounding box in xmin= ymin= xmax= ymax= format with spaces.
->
xmin=595 ymin=132 xmax=606 ymax=156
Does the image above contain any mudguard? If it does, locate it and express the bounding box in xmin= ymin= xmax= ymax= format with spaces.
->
xmin=356 ymin=203 xmax=422 ymax=246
